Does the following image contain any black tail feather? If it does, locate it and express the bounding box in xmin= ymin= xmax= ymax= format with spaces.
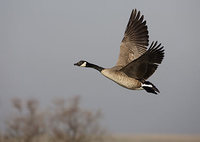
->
xmin=142 ymin=81 xmax=160 ymax=94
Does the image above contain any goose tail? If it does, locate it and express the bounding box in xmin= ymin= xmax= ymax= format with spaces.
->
xmin=142 ymin=81 xmax=160 ymax=95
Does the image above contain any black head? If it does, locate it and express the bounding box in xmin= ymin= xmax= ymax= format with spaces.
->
xmin=74 ymin=60 xmax=88 ymax=67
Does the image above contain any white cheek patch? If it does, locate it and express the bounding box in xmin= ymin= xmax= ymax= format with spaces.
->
xmin=80 ymin=62 xmax=87 ymax=67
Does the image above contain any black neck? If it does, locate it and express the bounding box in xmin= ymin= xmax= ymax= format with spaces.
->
xmin=87 ymin=62 xmax=104 ymax=72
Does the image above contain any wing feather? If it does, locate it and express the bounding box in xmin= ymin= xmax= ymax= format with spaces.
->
xmin=116 ymin=9 xmax=149 ymax=68
xmin=120 ymin=41 xmax=164 ymax=81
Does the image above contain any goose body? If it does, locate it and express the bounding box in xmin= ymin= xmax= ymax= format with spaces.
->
xmin=101 ymin=68 xmax=142 ymax=90
xmin=74 ymin=9 xmax=164 ymax=94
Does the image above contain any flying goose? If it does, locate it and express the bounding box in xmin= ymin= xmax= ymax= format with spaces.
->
xmin=74 ymin=9 xmax=164 ymax=94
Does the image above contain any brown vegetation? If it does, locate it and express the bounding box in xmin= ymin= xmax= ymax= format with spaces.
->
xmin=1 ymin=97 xmax=199 ymax=142
xmin=1 ymin=96 xmax=105 ymax=142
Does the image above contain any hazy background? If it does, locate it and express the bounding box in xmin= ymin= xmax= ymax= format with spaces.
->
xmin=1 ymin=0 xmax=200 ymax=134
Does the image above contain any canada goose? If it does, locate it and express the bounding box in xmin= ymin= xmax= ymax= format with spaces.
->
xmin=74 ymin=9 xmax=164 ymax=94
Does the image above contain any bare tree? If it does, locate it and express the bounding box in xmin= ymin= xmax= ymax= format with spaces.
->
xmin=4 ymin=96 xmax=106 ymax=142
xmin=6 ymin=98 xmax=46 ymax=142
xmin=50 ymin=96 xmax=105 ymax=142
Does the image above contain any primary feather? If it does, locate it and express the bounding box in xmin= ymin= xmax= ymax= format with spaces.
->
xmin=116 ymin=9 xmax=149 ymax=68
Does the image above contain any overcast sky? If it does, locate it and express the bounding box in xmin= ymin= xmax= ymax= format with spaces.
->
xmin=1 ymin=0 xmax=200 ymax=134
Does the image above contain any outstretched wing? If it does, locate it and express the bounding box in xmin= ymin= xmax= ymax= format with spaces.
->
xmin=120 ymin=41 xmax=164 ymax=81
xmin=116 ymin=9 xmax=149 ymax=68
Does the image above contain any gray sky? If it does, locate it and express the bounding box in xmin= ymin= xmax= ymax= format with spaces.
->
xmin=1 ymin=0 xmax=200 ymax=134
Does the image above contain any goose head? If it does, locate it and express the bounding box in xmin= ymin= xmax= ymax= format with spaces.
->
xmin=74 ymin=60 xmax=104 ymax=72
xmin=74 ymin=60 xmax=88 ymax=67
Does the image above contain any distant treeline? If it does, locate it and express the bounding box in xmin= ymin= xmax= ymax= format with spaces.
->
xmin=0 ymin=96 xmax=106 ymax=142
